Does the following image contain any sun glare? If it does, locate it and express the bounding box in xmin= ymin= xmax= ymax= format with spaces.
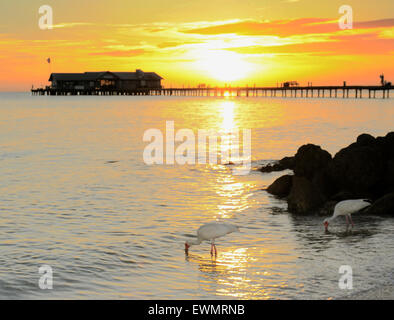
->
xmin=195 ymin=50 xmax=252 ymax=83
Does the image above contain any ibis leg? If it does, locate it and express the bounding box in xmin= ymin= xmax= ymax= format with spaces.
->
xmin=349 ymin=215 xmax=354 ymax=227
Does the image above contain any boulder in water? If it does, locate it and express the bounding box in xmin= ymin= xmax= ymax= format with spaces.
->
xmin=288 ymin=176 xmax=326 ymax=214
xmin=294 ymin=144 xmax=332 ymax=180
xmin=267 ymin=175 xmax=293 ymax=197
xmin=366 ymin=192 xmax=394 ymax=216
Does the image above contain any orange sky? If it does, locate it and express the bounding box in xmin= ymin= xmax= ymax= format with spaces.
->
xmin=0 ymin=0 xmax=393 ymax=90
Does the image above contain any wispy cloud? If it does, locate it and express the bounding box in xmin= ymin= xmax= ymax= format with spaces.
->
xmin=89 ymin=49 xmax=147 ymax=57
xmin=227 ymin=33 xmax=394 ymax=56
xmin=52 ymin=22 xmax=95 ymax=29
xmin=182 ymin=18 xmax=394 ymax=37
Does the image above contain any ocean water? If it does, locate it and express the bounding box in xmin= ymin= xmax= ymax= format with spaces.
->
xmin=0 ymin=92 xmax=393 ymax=299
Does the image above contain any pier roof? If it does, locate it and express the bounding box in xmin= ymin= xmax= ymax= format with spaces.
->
xmin=49 ymin=71 xmax=163 ymax=82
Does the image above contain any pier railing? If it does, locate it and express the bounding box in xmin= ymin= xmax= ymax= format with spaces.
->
xmin=31 ymin=85 xmax=392 ymax=99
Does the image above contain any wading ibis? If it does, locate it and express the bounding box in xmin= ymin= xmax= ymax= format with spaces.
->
xmin=323 ymin=199 xmax=372 ymax=232
xmin=185 ymin=222 xmax=239 ymax=256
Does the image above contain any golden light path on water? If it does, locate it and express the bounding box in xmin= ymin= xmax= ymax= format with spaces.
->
xmin=0 ymin=93 xmax=394 ymax=299
xmin=181 ymin=99 xmax=300 ymax=299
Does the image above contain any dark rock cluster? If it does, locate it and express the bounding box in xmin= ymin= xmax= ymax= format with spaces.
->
xmin=263 ymin=132 xmax=394 ymax=215
xmin=260 ymin=156 xmax=295 ymax=173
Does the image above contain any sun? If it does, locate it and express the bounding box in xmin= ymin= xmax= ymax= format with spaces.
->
xmin=195 ymin=50 xmax=252 ymax=83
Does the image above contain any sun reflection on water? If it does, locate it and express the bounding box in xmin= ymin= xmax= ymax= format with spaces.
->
xmin=187 ymin=247 xmax=270 ymax=299
xmin=213 ymin=174 xmax=254 ymax=219
xmin=219 ymin=100 xmax=236 ymax=132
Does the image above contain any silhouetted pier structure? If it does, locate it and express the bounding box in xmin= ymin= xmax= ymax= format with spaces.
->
xmin=32 ymin=85 xmax=392 ymax=99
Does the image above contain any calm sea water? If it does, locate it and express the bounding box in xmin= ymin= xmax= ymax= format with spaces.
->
xmin=0 ymin=92 xmax=393 ymax=299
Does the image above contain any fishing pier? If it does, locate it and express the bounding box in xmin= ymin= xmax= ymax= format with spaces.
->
xmin=32 ymin=85 xmax=392 ymax=99
xmin=31 ymin=71 xmax=392 ymax=99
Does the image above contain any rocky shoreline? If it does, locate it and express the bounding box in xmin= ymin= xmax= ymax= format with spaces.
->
xmin=262 ymin=132 xmax=394 ymax=216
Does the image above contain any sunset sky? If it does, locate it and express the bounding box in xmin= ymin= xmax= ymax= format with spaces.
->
xmin=0 ymin=0 xmax=393 ymax=90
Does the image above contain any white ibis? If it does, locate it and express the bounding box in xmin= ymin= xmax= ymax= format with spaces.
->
xmin=185 ymin=222 xmax=239 ymax=256
xmin=323 ymin=199 xmax=372 ymax=232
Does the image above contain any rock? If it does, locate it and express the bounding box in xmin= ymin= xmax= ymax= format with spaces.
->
xmin=261 ymin=131 xmax=394 ymax=215
xmin=279 ymin=156 xmax=295 ymax=170
xmin=260 ymin=163 xmax=285 ymax=173
xmin=267 ymin=175 xmax=293 ymax=197
xmin=312 ymin=168 xmax=337 ymax=199
xmin=294 ymin=144 xmax=332 ymax=180
xmin=356 ymin=133 xmax=375 ymax=146
xmin=365 ymin=192 xmax=394 ymax=216
xmin=381 ymin=132 xmax=394 ymax=160
xmin=330 ymin=190 xmax=357 ymax=201
xmin=386 ymin=160 xmax=394 ymax=193
xmin=328 ymin=132 xmax=394 ymax=196
xmin=330 ymin=141 xmax=385 ymax=197
xmin=317 ymin=201 xmax=337 ymax=217
xmin=260 ymin=156 xmax=295 ymax=173
xmin=288 ymin=176 xmax=326 ymax=214
xmin=287 ymin=145 xmax=334 ymax=212
xmin=386 ymin=131 xmax=394 ymax=140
